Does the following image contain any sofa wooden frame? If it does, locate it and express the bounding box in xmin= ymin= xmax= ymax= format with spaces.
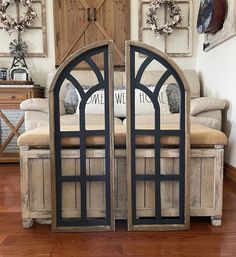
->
xmin=20 ymin=146 xmax=224 ymax=229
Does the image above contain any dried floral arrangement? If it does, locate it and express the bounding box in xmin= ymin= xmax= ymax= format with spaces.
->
xmin=0 ymin=0 xmax=37 ymax=34
xmin=146 ymin=0 xmax=183 ymax=37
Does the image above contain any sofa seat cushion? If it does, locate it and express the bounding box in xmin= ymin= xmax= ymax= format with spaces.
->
xmin=18 ymin=125 xmax=126 ymax=147
xmin=123 ymin=114 xmax=221 ymax=131
xmin=60 ymin=114 xmax=123 ymax=126
xmin=133 ymin=124 xmax=227 ymax=146
xmin=18 ymin=124 xmax=227 ymax=148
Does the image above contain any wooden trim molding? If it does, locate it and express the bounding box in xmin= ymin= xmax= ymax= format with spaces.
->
xmin=225 ymin=163 xmax=236 ymax=182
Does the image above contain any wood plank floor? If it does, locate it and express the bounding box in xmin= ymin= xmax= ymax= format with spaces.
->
xmin=0 ymin=164 xmax=236 ymax=257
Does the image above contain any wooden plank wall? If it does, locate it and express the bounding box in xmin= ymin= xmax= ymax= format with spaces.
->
xmin=54 ymin=0 xmax=130 ymax=68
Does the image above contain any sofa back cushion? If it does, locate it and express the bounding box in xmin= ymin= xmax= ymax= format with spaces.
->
xmin=46 ymin=69 xmax=124 ymax=98
xmin=47 ymin=69 xmax=200 ymax=99
xmin=46 ymin=69 xmax=200 ymax=117
xmin=127 ymin=70 xmax=200 ymax=99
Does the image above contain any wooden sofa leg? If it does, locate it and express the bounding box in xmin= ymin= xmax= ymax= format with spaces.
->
xmin=211 ymin=216 xmax=222 ymax=226
xmin=22 ymin=218 xmax=34 ymax=229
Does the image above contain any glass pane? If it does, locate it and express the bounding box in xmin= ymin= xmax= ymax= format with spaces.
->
xmin=87 ymin=158 xmax=105 ymax=176
xmin=136 ymin=181 xmax=155 ymax=218
xmin=161 ymin=157 xmax=179 ymax=175
xmin=86 ymin=181 xmax=106 ymax=219
xmin=161 ymin=181 xmax=179 ymax=217
xmin=136 ymin=157 xmax=155 ymax=175
xmin=61 ymin=158 xmax=78 ymax=176
xmin=62 ymin=182 xmax=81 ymax=219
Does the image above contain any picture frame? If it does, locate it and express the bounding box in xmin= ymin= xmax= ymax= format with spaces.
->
xmin=138 ymin=0 xmax=193 ymax=57
xmin=0 ymin=68 xmax=8 ymax=80
xmin=0 ymin=0 xmax=47 ymax=57
xmin=10 ymin=67 xmax=29 ymax=81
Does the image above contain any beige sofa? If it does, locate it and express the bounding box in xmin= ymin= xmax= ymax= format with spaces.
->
xmin=20 ymin=70 xmax=226 ymax=132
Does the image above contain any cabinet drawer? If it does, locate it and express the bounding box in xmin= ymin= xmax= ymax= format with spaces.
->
xmin=0 ymin=92 xmax=28 ymax=103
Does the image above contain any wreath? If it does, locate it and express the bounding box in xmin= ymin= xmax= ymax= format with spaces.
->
xmin=0 ymin=0 xmax=37 ymax=34
xmin=146 ymin=0 xmax=183 ymax=37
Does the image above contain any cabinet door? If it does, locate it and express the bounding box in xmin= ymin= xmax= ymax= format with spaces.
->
xmin=54 ymin=0 xmax=130 ymax=68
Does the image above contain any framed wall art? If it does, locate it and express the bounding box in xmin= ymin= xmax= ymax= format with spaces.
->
xmin=139 ymin=0 xmax=193 ymax=57
xmin=0 ymin=0 xmax=47 ymax=57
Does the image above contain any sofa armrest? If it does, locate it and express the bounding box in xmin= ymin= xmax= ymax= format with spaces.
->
xmin=20 ymin=98 xmax=66 ymax=115
xmin=191 ymin=97 xmax=226 ymax=116
xmin=192 ymin=110 xmax=222 ymax=130
xmin=24 ymin=111 xmax=49 ymax=131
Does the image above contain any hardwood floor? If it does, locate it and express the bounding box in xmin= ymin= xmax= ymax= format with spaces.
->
xmin=0 ymin=164 xmax=236 ymax=257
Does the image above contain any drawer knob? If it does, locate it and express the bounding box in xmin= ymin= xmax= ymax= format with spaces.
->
xmin=10 ymin=95 xmax=16 ymax=99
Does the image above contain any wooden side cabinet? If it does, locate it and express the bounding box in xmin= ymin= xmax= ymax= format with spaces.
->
xmin=0 ymin=83 xmax=44 ymax=163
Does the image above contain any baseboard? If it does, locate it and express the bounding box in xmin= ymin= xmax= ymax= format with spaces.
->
xmin=225 ymin=163 xmax=236 ymax=182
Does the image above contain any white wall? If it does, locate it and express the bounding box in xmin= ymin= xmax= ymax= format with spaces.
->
xmin=0 ymin=0 xmax=55 ymax=87
xmin=196 ymin=35 xmax=236 ymax=166
xmin=0 ymin=0 xmax=198 ymax=87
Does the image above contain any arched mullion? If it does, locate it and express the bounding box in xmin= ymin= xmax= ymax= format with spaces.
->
xmin=153 ymin=70 xmax=172 ymax=97
xmin=82 ymin=83 xmax=104 ymax=107
xmin=135 ymin=56 xmax=153 ymax=84
xmin=66 ymin=73 xmax=85 ymax=99
xmin=134 ymin=46 xmax=175 ymax=72
xmin=136 ymin=83 xmax=156 ymax=106
xmin=85 ymin=57 xmax=104 ymax=85
xmin=64 ymin=46 xmax=105 ymax=75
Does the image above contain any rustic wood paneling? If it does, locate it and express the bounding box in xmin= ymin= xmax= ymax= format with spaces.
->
xmin=19 ymin=146 xmax=225 ymax=228
xmin=53 ymin=0 xmax=130 ymax=68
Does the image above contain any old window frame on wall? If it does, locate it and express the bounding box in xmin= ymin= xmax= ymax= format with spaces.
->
xmin=203 ymin=1 xmax=236 ymax=51
xmin=0 ymin=0 xmax=47 ymax=58
xmin=139 ymin=0 xmax=193 ymax=57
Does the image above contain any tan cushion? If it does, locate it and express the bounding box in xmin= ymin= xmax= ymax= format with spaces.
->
xmin=18 ymin=124 xmax=227 ymax=147
xmin=24 ymin=112 xmax=122 ymax=132
xmin=133 ymin=124 xmax=227 ymax=146
xmin=18 ymin=125 xmax=126 ymax=147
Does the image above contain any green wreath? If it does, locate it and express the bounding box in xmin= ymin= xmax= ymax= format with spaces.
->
xmin=0 ymin=0 xmax=37 ymax=34
xmin=147 ymin=0 xmax=183 ymax=37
